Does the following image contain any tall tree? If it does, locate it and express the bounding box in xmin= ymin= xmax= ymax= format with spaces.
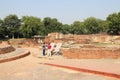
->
xmin=71 ymin=21 xmax=84 ymax=34
xmin=50 ymin=18 xmax=62 ymax=32
xmin=83 ymin=17 xmax=101 ymax=34
xmin=20 ymin=16 xmax=43 ymax=38
xmin=0 ymin=19 xmax=6 ymax=39
xmin=3 ymin=14 xmax=21 ymax=38
xmin=98 ymin=20 xmax=109 ymax=33
xmin=43 ymin=17 xmax=62 ymax=35
xmin=107 ymin=12 xmax=120 ymax=35
xmin=61 ymin=24 xmax=71 ymax=34
xmin=43 ymin=17 xmax=52 ymax=35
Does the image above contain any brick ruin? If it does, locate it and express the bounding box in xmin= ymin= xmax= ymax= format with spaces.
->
xmin=0 ymin=41 xmax=15 ymax=54
xmin=0 ymin=32 xmax=120 ymax=59
xmin=46 ymin=32 xmax=120 ymax=59
xmin=62 ymin=47 xmax=120 ymax=59
xmin=9 ymin=39 xmax=40 ymax=47
xmin=46 ymin=32 xmax=120 ymax=44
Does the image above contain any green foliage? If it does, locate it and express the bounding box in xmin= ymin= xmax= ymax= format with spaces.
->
xmin=107 ymin=12 xmax=120 ymax=35
xmin=0 ymin=20 xmax=6 ymax=39
xmin=98 ymin=21 xmax=109 ymax=33
xmin=20 ymin=16 xmax=43 ymax=38
xmin=43 ymin=17 xmax=62 ymax=35
xmin=61 ymin=24 xmax=71 ymax=34
xmin=70 ymin=21 xmax=84 ymax=34
xmin=3 ymin=14 xmax=21 ymax=38
xmin=83 ymin=17 xmax=101 ymax=34
xmin=0 ymin=12 xmax=120 ymax=39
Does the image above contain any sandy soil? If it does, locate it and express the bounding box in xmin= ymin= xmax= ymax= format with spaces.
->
xmin=0 ymin=47 xmax=119 ymax=80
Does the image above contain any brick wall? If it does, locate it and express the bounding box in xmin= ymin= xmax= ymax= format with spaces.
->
xmin=0 ymin=45 xmax=15 ymax=54
xmin=62 ymin=47 xmax=120 ymax=59
xmin=46 ymin=32 xmax=120 ymax=44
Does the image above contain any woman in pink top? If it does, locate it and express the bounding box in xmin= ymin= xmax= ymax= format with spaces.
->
xmin=47 ymin=43 xmax=52 ymax=56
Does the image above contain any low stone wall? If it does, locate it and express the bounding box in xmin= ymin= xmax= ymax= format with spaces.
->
xmin=0 ymin=45 xmax=15 ymax=54
xmin=62 ymin=47 xmax=120 ymax=59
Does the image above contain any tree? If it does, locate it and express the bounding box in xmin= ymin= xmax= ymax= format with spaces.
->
xmin=43 ymin=17 xmax=62 ymax=35
xmin=50 ymin=18 xmax=62 ymax=32
xmin=61 ymin=24 xmax=71 ymax=34
xmin=107 ymin=12 xmax=120 ymax=35
xmin=0 ymin=19 xmax=6 ymax=39
xmin=71 ymin=21 xmax=84 ymax=34
xmin=43 ymin=17 xmax=52 ymax=35
xmin=83 ymin=17 xmax=101 ymax=34
xmin=98 ymin=20 xmax=109 ymax=33
xmin=20 ymin=16 xmax=43 ymax=38
xmin=3 ymin=14 xmax=21 ymax=38
xmin=0 ymin=19 xmax=3 ymax=26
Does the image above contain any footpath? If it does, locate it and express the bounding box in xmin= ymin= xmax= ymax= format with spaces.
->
xmin=25 ymin=47 xmax=120 ymax=79
xmin=42 ymin=56 xmax=120 ymax=79
xmin=0 ymin=47 xmax=120 ymax=80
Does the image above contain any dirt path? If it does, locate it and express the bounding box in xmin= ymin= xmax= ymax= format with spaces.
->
xmin=0 ymin=48 xmax=119 ymax=80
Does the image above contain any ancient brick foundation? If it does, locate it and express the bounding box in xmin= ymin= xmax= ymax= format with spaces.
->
xmin=62 ymin=47 xmax=120 ymax=59
xmin=0 ymin=45 xmax=15 ymax=54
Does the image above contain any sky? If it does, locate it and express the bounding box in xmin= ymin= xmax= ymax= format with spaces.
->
xmin=0 ymin=0 xmax=120 ymax=24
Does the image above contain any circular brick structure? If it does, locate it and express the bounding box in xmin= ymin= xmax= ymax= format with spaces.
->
xmin=0 ymin=44 xmax=15 ymax=54
xmin=0 ymin=50 xmax=30 ymax=63
xmin=0 ymin=41 xmax=30 ymax=63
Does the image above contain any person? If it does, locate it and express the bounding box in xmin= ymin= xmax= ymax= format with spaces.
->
xmin=47 ymin=43 xmax=52 ymax=56
xmin=42 ymin=42 xmax=46 ymax=56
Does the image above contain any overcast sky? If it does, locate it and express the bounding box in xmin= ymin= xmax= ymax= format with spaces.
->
xmin=0 ymin=0 xmax=120 ymax=24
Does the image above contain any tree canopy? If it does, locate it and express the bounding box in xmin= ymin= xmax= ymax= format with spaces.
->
xmin=3 ymin=14 xmax=21 ymax=38
xmin=20 ymin=16 xmax=43 ymax=38
xmin=107 ymin=12 xmax=120 ymax=35
xmin=0 ymin=12 xmax=120 ymax=39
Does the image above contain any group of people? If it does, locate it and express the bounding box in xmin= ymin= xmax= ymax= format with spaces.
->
xmin=42 ymin=42 xmax=54 ymax=56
